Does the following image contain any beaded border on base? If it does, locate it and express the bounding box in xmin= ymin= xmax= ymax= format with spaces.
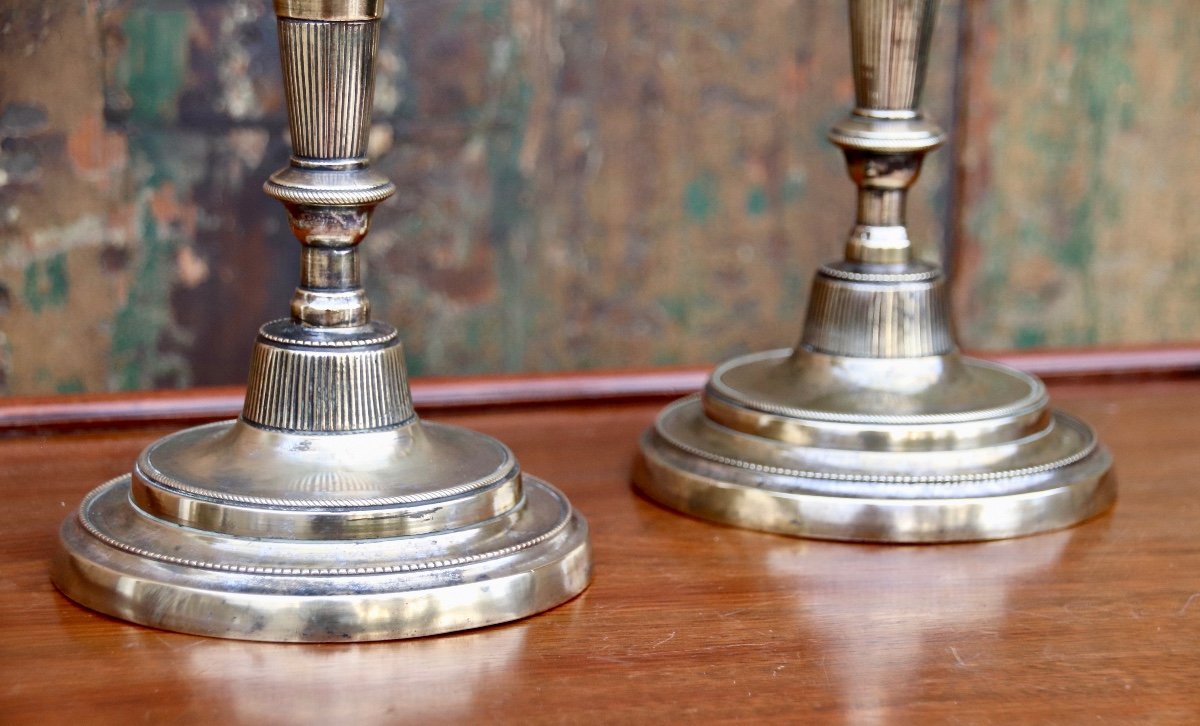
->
xmin=77 ymin=476 xmax=572 ymax=576
xmin=818 ymin=264 xmax=941 ymax=283
xmin=258 ymin=319 xmax=398 ymax=348
xmin=654 ymin=395 xmax=1099 ymax=485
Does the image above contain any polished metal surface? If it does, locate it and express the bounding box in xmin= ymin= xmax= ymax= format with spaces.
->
xmin=635 ymin=0 xmax=1115 ymax=542
xmin=53 ymin=0 xmax=590 ymax=640
xmin=274 ymin=0 xmax=383 ymax=21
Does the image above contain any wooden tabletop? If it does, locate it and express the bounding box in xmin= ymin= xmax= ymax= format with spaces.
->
xmin=2 ymin=378 xmax=1199 ymax=724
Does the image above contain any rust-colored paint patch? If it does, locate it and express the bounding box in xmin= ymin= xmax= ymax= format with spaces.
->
xmin=66 ymin=113 xmax=128 ymax=185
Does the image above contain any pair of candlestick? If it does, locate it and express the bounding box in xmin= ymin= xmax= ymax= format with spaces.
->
xmin=51 ymin=0 xmax=1114 ymax=641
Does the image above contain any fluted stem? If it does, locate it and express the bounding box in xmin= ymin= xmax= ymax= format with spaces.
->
xmin=829 ymin=0 xmax=943 ymax=266
xmin=265 ymin=0 xmax=395 ymax=328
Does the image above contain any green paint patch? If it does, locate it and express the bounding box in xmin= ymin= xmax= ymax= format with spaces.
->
xmin=109 ymin=203 xmax=173 ymax=390
xmin=23 ymin=253 xmax=69 ymax=313
xmin=684 ymin=172 xmax=718 ymax=224
xmin=481 ymin=34 xmax=532 ymax=371
xmin=479 ymin=0 xmax=506 ymax=22
xmin=659 ymin=295 xmax=690 ymax=326
xmin=107 ymin=131 xmax=195 ymax=390
xmin=55 ymin=377 xmax=85 ymax=394
xmin=405 ymin=348 xmax=426 ymax=377
xmin=449 ymin=0 xmax=507 ymax=30
xmin=120 ymin=5 xmax=190 ymax=124
xmin=1060 ymin=198 xmax=1095 ymax=270
xmin=1014 ymin=327 xmax=1047 ymax=349
xmin=745 ymin=186 xmax=767 ymax=216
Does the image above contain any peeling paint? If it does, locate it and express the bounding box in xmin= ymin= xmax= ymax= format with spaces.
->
xmin=22 ymin=253 xmax=69 ymax=313
xmin=120 ymin=5 xmax=191 ymax=124
xmin=109 ymin=185 xmax=193 ymax=390
xmin=745 ymin=186 xmax=767 ymax=216
xmin=684 ymin=172 xmax=719 ymax=224
xmin=957 ymin=0 xmax=1192 ymax=350
xmin=66 ymin=113 xmax=128 ymax=184
xmin=6 ymin=0 xmax=1197 ymax=396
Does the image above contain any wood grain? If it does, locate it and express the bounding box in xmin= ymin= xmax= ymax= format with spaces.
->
xmin=1 ymin=379 xmax=1199 ymax=723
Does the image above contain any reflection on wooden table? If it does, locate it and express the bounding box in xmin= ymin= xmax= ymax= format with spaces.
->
xmin=1 ymin=378 xmax=1198 ymax=723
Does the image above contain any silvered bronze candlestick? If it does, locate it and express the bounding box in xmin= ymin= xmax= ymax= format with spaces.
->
xmin=635 ymin=0 xmax=1115 ymax=542
xmin=52 ymin=0 xmax=590 ymax=641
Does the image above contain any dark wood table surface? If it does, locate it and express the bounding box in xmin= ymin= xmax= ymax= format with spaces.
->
xmin=2 ymin=378 xmax=1198 ymax=724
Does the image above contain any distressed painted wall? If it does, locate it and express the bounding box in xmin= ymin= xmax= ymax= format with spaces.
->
xmin=954 ymin=0 xmax=1200 ymax=350
xmin=0 ymin=0 xmax=1188 ymax=397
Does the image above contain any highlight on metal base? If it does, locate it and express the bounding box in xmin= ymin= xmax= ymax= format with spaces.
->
xmin=635 ymin=0 xmax=1115 ymax=543
xmin=52 ymin=0 xmax=591 ymax=641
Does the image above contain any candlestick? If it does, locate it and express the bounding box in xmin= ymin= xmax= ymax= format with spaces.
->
xmin=52 ymin=0 xmax=591 ymax=641
xmin=635 ymin=0 xmax=1115 ymax=542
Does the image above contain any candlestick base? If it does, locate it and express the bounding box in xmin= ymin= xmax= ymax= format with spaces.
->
xmin=635 ymin=266 xmax=1115 ymax=543
xmin=52 ymin=324 xmax=591 ymax=641
xmin=54 ymin=470 xmax=589 ymax=642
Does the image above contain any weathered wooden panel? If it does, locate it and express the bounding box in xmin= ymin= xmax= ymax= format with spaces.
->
xmin=954 ymin=0 xmax=1200 ymax=350
xmin=0 ymin=1 xmax=130 ymax=395
xmin=3 ymin=0 xmax=960 ymax=395
xmin=375 ymin=0 xmax=961 ymax=376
